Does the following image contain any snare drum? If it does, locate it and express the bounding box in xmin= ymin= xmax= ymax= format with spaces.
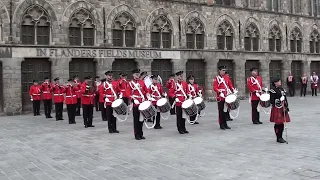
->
xmin=194 ymin=97 xmax=205 ymax=111
xmin=225 ymin=94 xmax=240 ymax=110
xmin=182 ymin=99 xmax=198 ymax=116
xmin=156 ymin=98 xmax=171 ymax=113
xmin=259 ymin=93 xmax=271 ymax=108
xmin=111 ymin=99 xmax=128 ymax=115
xmin=138 ymin=101 xmax=156 ymax=119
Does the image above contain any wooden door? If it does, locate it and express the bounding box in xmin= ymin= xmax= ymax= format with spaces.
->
xmin=269 ymin=60 xmax=282 ymax=87
xmin=69 ymin=59 xmax=96 ymax=81
xmin=112 ymin=59 xmax=137 ymax=80
xmin=291 ymin=61 xmax=302 ymax=89
xmin=186 ymin=59 xmax=206 ymax=87
xmin=245 ymin=60 xmax=260 ymax=93
xmin=151 ymin=59 xmax=172 ymax=88
xmin=310 ymin=61 xmax=320 ymax=74
xmin=218 ymin=60 xmax=234 ymax=84
xmin=0 ymin=62 xmax=3 ymax=112
xmin=21 ymin=59 xmax=51 ymax=111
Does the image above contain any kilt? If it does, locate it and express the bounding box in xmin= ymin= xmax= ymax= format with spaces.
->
xmin=270 ymin=106 xmax=291 ymax=124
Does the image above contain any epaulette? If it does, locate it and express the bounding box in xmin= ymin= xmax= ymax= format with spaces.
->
xmin=269 ymin=89 xmax=276 ymax=93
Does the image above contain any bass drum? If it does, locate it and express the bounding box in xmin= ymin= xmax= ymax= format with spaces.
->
xmin=182 ymin=99 xmax=198 ymax=116
xmin=225 ymin=94 xmax=240 ymax=110
xmin=156 ymin=98 xmax=171 ymax=113
xmin=138 ymin=101 xmax=156 ymax=119
xmin=194 ymin=97 xmax=205 ymax=111
xmin=259 ymin=93 xmax=271 ymax=108
xmin=111 ymin=99 xmax=127 ymax=115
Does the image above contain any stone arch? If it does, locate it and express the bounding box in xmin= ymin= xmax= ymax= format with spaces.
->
xmin=268 ymin=19 xmax=285 ymax=38
xmin=182 ymin=11 xmax=207 ymax=35
xmin=289 ymin=22 xmax=303 ymax=39
xmin=145 ymin=7 xmax=179 ymax=48
xmin=309 ymin=24 xmax=319 ymax=39
xmin=0 ymin=1 xmax=10 ymax=24
xmin=243 ymin=17 xmax=261 ymax=38
xmin=213 ymin=14 xmax=239 ymax=49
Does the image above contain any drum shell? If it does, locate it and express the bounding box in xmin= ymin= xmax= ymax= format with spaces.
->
xmin=113 ymin=101 xmax=128 ymax=115
xmin=182 ymin=102 xmax=198 ymax=116
xmin=157 ymin=99 xmax=171 ymax=113
xmin=140 ymin=106 xmax=157 ymax=119
xmin=226 ymin=97 xmax=240 ymax=110
xmin=260 ymin=100 xmax=271 ymax=108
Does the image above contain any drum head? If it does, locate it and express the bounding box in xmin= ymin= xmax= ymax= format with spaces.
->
xmin=194 ymin=97 xmax=203 ymax=104
xmin=138 ymin=101 xmax=151 ymax=111
xmin=260 ymin=94 xmax=270 ymax=101
xmin=111 ymin=99 xmax=123 ymax=108
xmin=156 ymin=98 xmax=167 ymax=106
xmin=182 ymin=99 xmax=194 ymax=109
xmin=225 ymin=94 xmax=236 ymax=103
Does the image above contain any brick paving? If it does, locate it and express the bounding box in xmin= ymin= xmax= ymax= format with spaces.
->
xmin=0 ymin=96 xmax=320 ymax=180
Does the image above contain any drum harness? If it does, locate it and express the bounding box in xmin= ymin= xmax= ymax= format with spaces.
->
xmin=250 ymin=77 xmax=271 ymax=114
xmin=150 ymin=84 xmax=170 ymax=120
xmin=216 ymin=76 xmax=240 ymax=119
xmin=104 ymin=81 xmax=128 ymax=122
xmin=130 ymin=81 xmax=157 ymax=129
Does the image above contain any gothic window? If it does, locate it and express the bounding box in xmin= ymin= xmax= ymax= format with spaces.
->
xmin=290 ymin=27 xmax=302 ymax=52
xmin=269 ymin=25 xmax=282 ymax=52
xmin=217 ymin=21 xmax=234 ymax=50
xmin=21 ymin=5 xmax=50 ymax=45
xmin=69 ymin=9 xmax=95 ymax=46
xmin=267 ymin=0 xmax=279 ymax=12
xmin=244 ymin=23 xmax=259 ymax=51
xmin=112 ymin=12 xmax=136 ymax=47
xmin=186 ymin=18 xmax=205 ymax=49
xmin=216 ymin=0 xmax=235 ymax=6
xmin=291 ymin=0 xmax=302 ymax=13
xmin=151 ymin=15 xmax=172 ymax=48
xmin=310 ymin=29 xmax=320 ymax=53
xmin=309 ymin=0 xmax=320 ymax=17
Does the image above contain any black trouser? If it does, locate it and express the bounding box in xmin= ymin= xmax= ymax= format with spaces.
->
xmin=217 ymin=101 xmax=228 ymax=126
xmin=99 ymin=102 xmax=107 ymax=121
xmin=300 ymin=84 xmax=307 ymax=96
xmin=76 ymin=98 xmax=81 ymax=116
xmin=251 ymin=100 xmax=260 ymax=123
xmin=67 ymin=104 xmax=76 ymax=124
xmin=274 ymin=124 xmax=284 ymax=139
xmin=43 ymin=99 xmax=52 ymax=117
xmin=288 ymin=85 xmax=295 ymax=96
xmin=312 ymin=88 xmax=317 ymax=96
xmin=152 ymin=105 xmax=161 ymax=127
xmin=133 ymin=106 xmax=143 ymax=138
xmin=176 ymin=106 xmax=186 ymax=132
xmin=54 ymin=102 xmax=63 ymax=120
xmin=123 ymin=97 xmax=129 ymax=106
xmin=82 ymin=104 xmax=93 ymax=126
xmin=95 ymin=93 xmax=100 ymax=111
xmin=106 ymin=105 xmax=117 ymax=131
xmin=169 ymin=97 xmax=176 ymax=114
xmin=32 ymin=100 xmax=41 ymax=115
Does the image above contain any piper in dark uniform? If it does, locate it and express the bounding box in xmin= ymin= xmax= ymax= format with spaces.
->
xmin=126 ymin=69 xmax=150 ymax=140
xmin=40 ymin=77 xmax=53 ymax=119
xmin=166 ymin=74 xmax=176 ymax=115
xmin=52 ymin=77 xmax=65 ymax=121
xmin=247 ymin=67 xmax=264 ymax=124
xmin=98 ymin=78 xmax=107 ymax=121
xmin=269 ymin=77 xmax=291 ymax=143
xmin=29 ymin=80 xmax=41 ymax=116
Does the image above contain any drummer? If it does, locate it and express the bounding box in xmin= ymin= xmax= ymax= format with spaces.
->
xmin=149 ymin=74 xmax=165 ymax=129
xmin=169 ymin=71 xmax=189 ymax=134
xmin=213 ymin=65 xmax=237 ymax=130
xmin=187 ymin=75 xmax=200 ymax=125
xmin=98 ymin=78 xmax=107 ymax=121
xmin=247 ymin=67 xmax=264 ymax=125
xmin=126 ymin=69 xmax=150 ymax=140
xmin=102 ymin=71 xmax=120 ymax=133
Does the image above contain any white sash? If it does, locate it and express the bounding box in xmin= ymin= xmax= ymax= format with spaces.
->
xmin=104 ymin=81 xmax=118 ymax=99
xmin=175 ymin=82 xmax=187 ymax=99
xmin=216 ymin=76 xmax=232 ymax=94
xmin=150 ymin=84 xmax=161 ymax=98
xmin=129 ymin=80 xmax=145 ymax=101
xmin=188 ymin=84 xmax=196 ymax=98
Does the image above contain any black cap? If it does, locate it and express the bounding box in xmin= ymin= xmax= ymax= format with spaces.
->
xmin=140 ymin=71 xmax=147 ymax=76
xmin=119 ymin=72 xmax=123 ymax=76
xmin=122 ymin=73 xmax=127 ymax=77
xmin=44 ymin=77 xmax=49 ymax=80
xmin=105 ymin=71 xmax=113 ymax=75
xmin=218 ymin=65 xmax=227 ymax=70
xmin=250 ymin=67 xmax=258 ymax=72
xmin=101 ymin=78 xmax=106 ymax=82
xmin=150 ymin=75 xmax=158 ymax=79
xmin=132 ymin=69 xmax=140 ymax=74
xmin=95 ymin=76 xmax=100 ymax=78
xmin=175 ymin=71 xmax=183 ymax=76
xmin=54 ymin=77 xmax=59 ymax=81
xmin=73 ymin=75 xmax=78 ymax=78
xmin=67 ymin=78 xmax=73 ymax=82
xmin=33 ymin=80 xmax=38 ymax=83
xmin=84 ymin=76 xmax=90 ymax=80
xmin=187 ymin=75 xmax=195 ymax=80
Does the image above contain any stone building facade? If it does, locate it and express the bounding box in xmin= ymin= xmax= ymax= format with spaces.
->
xmin=0 ymin=0 xmax=320 ymax=115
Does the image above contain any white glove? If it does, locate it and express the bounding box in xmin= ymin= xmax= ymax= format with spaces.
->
xmin=280 ymin=96 xmax=285 ymax=101
xmin=255 ymin=93 xmax=261 ymax=98
xmin=119 ymin=93 xmax=123 ymax=99
xmin=163 ymin=92 xmax=167 ymax=97
xmin=149 ymin=97 xmax=156 ymax=101
xmin=30 ymin=98 xmax=33 ymax=102
xmin=264 ymin=88 xmax=268 ymax=92
xmin=134 ymin=99 xmax=139 ymax=104
xmin=220 ymin=93 xmax=225 ymax=98
xmin=175 ymin=98 xmax=180 ymax=102
xmin=105 ymin=97 xmax=110 ymax=102
xmin=233 ymin=89 xmax=238 ymax=94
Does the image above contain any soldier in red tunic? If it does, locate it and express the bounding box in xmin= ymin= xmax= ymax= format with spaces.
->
xmin=29 ymin=80 xmax=41 ymax=116
xmin=149 ymin=74 xmax=165 ymax=129
xmin=94 ymin=76 xmax=101 ymax=112
xmin=41 ymin=77 xmax=53 ymax=119
xmin=81 ymin=76 xmax=95 ymax=128
xmin=169 ymin=71 xmax=189 ymax=134
xmin=98 ymin=78 xmax=107 ymax=121
xmin=65 ymin=79 xmax=78 ymax=124
xmin=73 ymin=75 xmax=82 ymax=116
xmin=187 ymin=75 xmax=200 ymax=124
xmin=269 ymin=77 xmax=290 ymax=143
xmin=166 ymin=74 xmax=176 ymax=115
xmin=247 ymin=67 xmax=264 ymax=124
xmin=126 ymin=69 xmax=150 ymax=140
xmin=117 ymin=73 xmax=129 ymax=105
xmin=53 ymin=77 xmax=65 ymax=121
xmin=213 ymin=66 xmax=236 ymax=130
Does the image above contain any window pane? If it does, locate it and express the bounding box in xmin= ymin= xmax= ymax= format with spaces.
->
xmin=151 ymin=32 xmax=160 ymax=48
xmin=83 ymin=28 xmax=94 ymax=46
xmin=273 ymin=0 xmax=279 ymax=11
xmin=162 ymin=32 xmax=171 ymax=48
xmin=69 ymin=27 xmax=81 ymax=46
xmin=297 ymin=40 xmax=301 ymax=52
xmin=217 ymin=35 xmax=225 ymax=50
xmin=21 ymin=25 xmax=35 ymax=45
xmin=316 ymin=41 xmax=319 ymax=53
xmin=267 ymin=0 xmax=273 ymax=10
xmin=244 ymin=37 xmax=251 ymax=51
xmin=313 ymin=0 xmax=318 ymax=16
xmin=37 ymin=26 xmax=49 ymax=45
xmin=125 ymin=30 xmax=135 ymax=47
xmin=186 ymin=33 xmax=194 ymax=49
xmin=276 ymin=39 xmax=281 ymax=52
xmin=310 ymin=41 xmax=315 ymax=53
xmin=196 ymin=34 xmax=204 ymax=49
xmin=216 ymin=0 xmax=223 ymax=5
xmin=269 ymin=38 xmax=275 ymax=51
xmin=290 ymin=40 xmax=296 ymax=52
xmin=226 ymin=36 xmax=233 ymax=50
xmin=252 ymin=37 xmax=259 ymax=51
xmin=112 ymin=29 xmax=123 ymax=47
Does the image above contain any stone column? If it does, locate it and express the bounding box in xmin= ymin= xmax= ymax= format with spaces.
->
xmin=234 ymin=59 xmax=246 ymax=98
xmin=303 ymin=60 xmax=311 ymax=75
xmin=50 ymin=58 xmax=71 ymax=82
xmin=282 ymin=59 xmax=292 ymax=89
xmin=259 ymin=57 xmax=270 ymax=89
xmin=171 ymin=59 xmax=187 ymax=79
xmin=2 ymin=57 xmax=24 ymax=115
xmin=135 ymin=59 xmax=153 ymax=73
xmin=95 ymin=58 xmax=114 ymax=77
xmin=204 ymin=54 xmax=218 ymax=99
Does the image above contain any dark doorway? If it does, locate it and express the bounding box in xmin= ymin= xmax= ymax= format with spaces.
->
xmin=151 ymin=59 xmax=172 ymax=88
xmin=69 ymin=58 xmax=96 ymax=81
xmin=112 ymin=59 xmax=137 ymax=80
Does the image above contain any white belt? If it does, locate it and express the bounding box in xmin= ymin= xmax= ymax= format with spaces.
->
xmin=176 ymin=94 xmax=184 ymax=97
xmin=105 ymin=95 xmax=115 ymax=97
xmin=43 ymin=91 xmax=51 ymax=93
xmin=82 ymin=95 xmax=93 ymax=97
xmin=120 ymin=90 xmax=126 ymax=92
xmin=132 ymin=95 xmax=142 ymax=98
xmin=66 ymin=95 xmax=77 ymax=98
xmin=218 ymin=89 xmax=226 ymax=91
xmin=32 ymin=94 xmax=40 ymax=96
xmin=54 ymin=94 xmax=63 ymax=96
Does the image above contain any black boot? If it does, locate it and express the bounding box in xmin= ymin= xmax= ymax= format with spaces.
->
xmin=253 ymin=120 xmax=259 ymax=124
xmin=220 ymin=123 xmax=226 ymax=130
xmin=224 ymin=120 xmax=231 ymax=129
xmin=277 ymin=124 xmax=287 ymax=143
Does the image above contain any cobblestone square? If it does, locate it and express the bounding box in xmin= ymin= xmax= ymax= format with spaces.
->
xmin=0 ymin=96 xmax=319 ymax=180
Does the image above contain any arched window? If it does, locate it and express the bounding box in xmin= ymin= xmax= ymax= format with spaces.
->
xmin=112 ymin=12 xmax=136 ymax=47
xmin=186 ymin=18 xmax=205 ymax=49
xmin=269 ymin=25 xmax=282 ymax=52
xmin=151 ymin=15 xmax=172 ymax=48
xmin=217 ymin=21 xmax=234 ymax=50
xmin=310 ymin=29 xmax=320 ymax=53
xmin=244 ymin=23 xmax=259 ymax=51
xmin=21 ymin=5 xmax=50 ymax=45
xmin=290 ymin=27 xmax=302 ymax=52
xmin=69 ymin=9 xmax=95 ymax=46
